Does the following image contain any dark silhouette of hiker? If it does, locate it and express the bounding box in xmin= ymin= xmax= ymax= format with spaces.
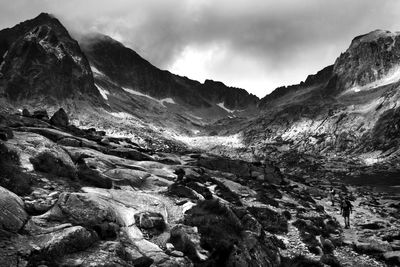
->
xmin=329 ymin=187 xmax=336 ymax=206
xmin=174 ymin=168 xmax=185 ymax=183
xmin=340 ymin=197 xmax=353 ymax=228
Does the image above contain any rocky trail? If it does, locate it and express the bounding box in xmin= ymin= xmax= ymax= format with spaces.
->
xmin=317 ymin=196 xmax=390 ymax=266
xmin=0 ymin=109 xmax=400 ymax=266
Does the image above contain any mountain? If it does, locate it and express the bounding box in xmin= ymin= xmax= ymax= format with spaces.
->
xmin=242 ymin=29 xmax=400 ymax=172
xmin=0 ymin=13 xmax=101 ymax=105
xmin=0 ymin=13 xmax=259 ymax=141
xmin=80 ymin=33 xmax=259 ymax=123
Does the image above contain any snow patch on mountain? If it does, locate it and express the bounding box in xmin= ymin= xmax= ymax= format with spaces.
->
xmin=344 ymin=66 xmax=400 ymax=94
xmin=160 ymin=98 xmax=176 ymax=105
xmin=217 ymin=102 xmax=235 ymax=113
xmin=91 ymin=65 xmax=105 ymax=76
xmin=108 ymin=111 xmax=134 ymax=119
xmin=95 ymin=84 xmax=109 ymax=100
xmin=123 ymin=87 xmax=176 ymax=107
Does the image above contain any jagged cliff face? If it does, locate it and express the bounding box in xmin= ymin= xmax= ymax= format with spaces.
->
xmin=0 ymin=13 xmax=101 ymax=104
xmin=333 ymin=30 xmax=400 ymax=94
xmin=247 ymin=30 xmax=400 ymax=164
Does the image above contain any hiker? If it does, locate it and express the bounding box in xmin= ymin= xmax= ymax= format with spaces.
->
xmin=340 ymin=197 xmax=353 ymax=228
xmin=174 ymin=168 xmax=185 ymax=183
xmin=329 ymin=187 xmax=336 ymax=206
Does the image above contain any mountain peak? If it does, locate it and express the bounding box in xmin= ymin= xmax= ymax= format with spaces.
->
xmin=350 ymin=29 xmax=400 ymax=49
xmin=0 ymin=13 xmax=101 ymax=102
xmin=332 ymin=29 xmax=400 ymax=93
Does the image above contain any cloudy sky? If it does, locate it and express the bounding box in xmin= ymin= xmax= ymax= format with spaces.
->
xmin=1 ymin=0 xmax=400 ymax=97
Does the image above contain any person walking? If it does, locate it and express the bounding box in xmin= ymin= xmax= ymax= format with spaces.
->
xmin=340 ymin=197 xmax=353 ymax=228
xmin=329 ymin=187 xmax=336 ymax=206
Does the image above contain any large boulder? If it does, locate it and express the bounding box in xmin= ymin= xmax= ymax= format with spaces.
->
xmin=5 ymin=132 xmax=76 ymax=174
xmin=40 ymin=192 xmax=117 ymax=227
xmin=29 ymin=226 xmax=98 ymax=261
xmin=184 ymin=199 xmax=281 ymax=266
xmin=50 ymin=108 xmax=69 ymax=128
xmin=169 ymin=224 xmax=208 ymax=261
xmin=30 ymin=151 xmax=77 ymax=179
xmin=0 ymin=186 xmax=28 ymax=233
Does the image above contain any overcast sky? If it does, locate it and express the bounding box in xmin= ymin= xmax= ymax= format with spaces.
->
xmin=1 ymin=0 xmax=400 ymax=97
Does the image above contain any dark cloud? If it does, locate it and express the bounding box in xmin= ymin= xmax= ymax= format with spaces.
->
xmin=0 ymin=0 xmax=399 ymax=97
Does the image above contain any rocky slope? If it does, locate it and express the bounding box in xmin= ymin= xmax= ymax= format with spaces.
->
xmin=242 ymin=29 xmax=400 ymax=171
xmin=2 ymin=109 xmax=399 ymax=267
xmin=80 ymin=33 xmax=259 ymax=126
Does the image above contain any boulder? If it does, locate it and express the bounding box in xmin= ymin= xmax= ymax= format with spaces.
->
xmin=0 ymin=186 xmax=28 ymax=233
xmin=32 ymin=110 xmax=49 ymax=121
xmin=134 ymin=212 xmax=165 ymax=231
xmin=0 ymin=127 xmax=13 ymax=141
xmin=41 ymin=192 xmax=117 ymax=227
xmin=50 ymin=108 xmax=69 ymax=128
xmin=30 ymin=226 xmax=98 ymax=259
xmin=248 ymin=206 xmax=288 ymax=234
xmin=168 ymin=183 xmax=204 ymax=200
xmin=0 ymin=143 xmax=32 ymax=195
xmin=60 ymin=241 xmax=152 ymax=267
xmin=76 ymin=158 xmax=113 ymax=188
xmin=185 ymin=181 xmax=213 ymax=200
xmin=169 ymin=224 xmax=208 ymax=261
xmin=383 ymin=251 xmax=400 ymax=265
xmin=30 ymin=151 xmax=77 ymax=179
xmin=22 ymin=108 xmax=31 ymax=117
xmin=5 ymin=132 xmax=76 ymax=173
xmin=25 ymin=199 xmax=55 ymax=215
